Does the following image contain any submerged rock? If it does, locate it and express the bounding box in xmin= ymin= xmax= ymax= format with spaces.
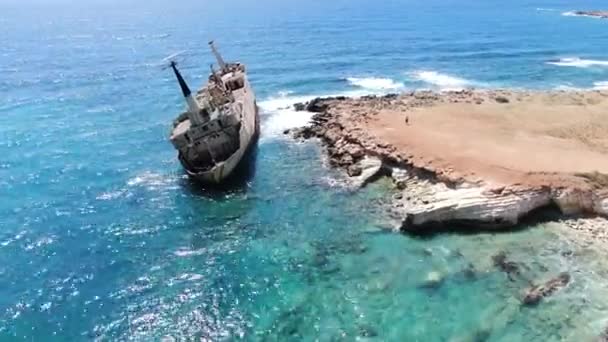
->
xmin=450 ymin=328 xmax=492 ymax=342
xmin=357 ymin=324 xmax=379 ymax=338
xmin=522 ymin=272 xmax=571 ymax=306
xmin=492 ymin=252 xmax=521 ymax=281
xmin=459 ymin=263 xmax=478 ymax=281
xmin=420 ymin=271 xmax=445 ymax=289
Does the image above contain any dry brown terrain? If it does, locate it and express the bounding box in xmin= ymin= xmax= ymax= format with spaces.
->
xmin=353 ymin=90 xmax=608 ymax=188
xmin=306 ymin=91 xmax=608 ymax=191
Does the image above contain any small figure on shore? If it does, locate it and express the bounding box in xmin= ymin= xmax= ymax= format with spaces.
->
xmin=405 ymin=116 xmax=410 ymax=125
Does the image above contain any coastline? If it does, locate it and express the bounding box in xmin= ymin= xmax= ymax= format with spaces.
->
xmin=288 ymin=90 xmax=608 ymax=233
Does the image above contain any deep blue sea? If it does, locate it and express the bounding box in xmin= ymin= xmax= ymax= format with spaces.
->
xmin=2 ymin=0 xmax=608 ymax=340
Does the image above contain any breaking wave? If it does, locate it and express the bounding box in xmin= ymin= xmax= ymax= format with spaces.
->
xmin=259 ymin=78 xmax=403 ymax=140
xmin=346 ymin=77 xmax=405 ymax=91
xmin=554 ymin=84 xmax=584 ymax=91
xmin=409 ymin=70 xmax=476 ymax=90
xmin=593 ymin=81 xmax=608 ymax=90
xmin=546 ymin=57 xmax=608 ymax=68
xmin=258 ymin=93 xmax=318 ymax=139
xmin=553 ymin=82 xmax=608 ymax=91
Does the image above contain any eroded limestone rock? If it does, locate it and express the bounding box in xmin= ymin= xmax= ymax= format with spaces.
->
xmin=401 ymin=187 xmax=552 ymax=231
xmin=350 ymin=156 xmax=384 ymax=188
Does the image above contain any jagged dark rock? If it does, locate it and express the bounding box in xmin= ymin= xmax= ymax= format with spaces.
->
xmin=291 ymin=127 xmax=315 ymax=140
xmin=522 ymin=272 xmax=571 ymax=306
xmin=347 ymin=165 xmax=363 ymax=177
xmin=303 ymin=96 xmax=347 ymax=113
xmin=305 ymin=98 xmax=328 ymax=113
xmin=293 ymin=102 xmax=306 ymax=111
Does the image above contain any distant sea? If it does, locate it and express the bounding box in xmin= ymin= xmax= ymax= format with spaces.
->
xmin=2 ymin=0 xmax=608 ymax=340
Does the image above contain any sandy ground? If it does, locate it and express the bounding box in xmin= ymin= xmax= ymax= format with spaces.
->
xmin=363 ymin=90 xmax=608 ymax=187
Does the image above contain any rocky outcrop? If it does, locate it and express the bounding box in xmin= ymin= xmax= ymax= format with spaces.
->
xmin=289 ymin=93 xmax=608 ymax=231
xmin=294 ymin=96 xmax=347 ymax=113
xmin=388 ymin=170 xmax=608 ymax=231
xmin=385 ymin=163 xmax=608 ymax=232
xmin=350 ymin=156 xmax=384 ymax=188
xmin=401 ymin=187 xmax=553 ymax=232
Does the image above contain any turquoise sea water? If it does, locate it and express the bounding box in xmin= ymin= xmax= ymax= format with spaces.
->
xmin=2 ymin=0 xmax=608 ymax=340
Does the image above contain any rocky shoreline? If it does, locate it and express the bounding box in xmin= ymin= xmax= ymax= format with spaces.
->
xmin=286 ymin=91 xmax=608 ymax=233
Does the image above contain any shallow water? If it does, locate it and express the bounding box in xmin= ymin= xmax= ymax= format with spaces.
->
xmin=2 ymin=0 xmax=608 ymax=340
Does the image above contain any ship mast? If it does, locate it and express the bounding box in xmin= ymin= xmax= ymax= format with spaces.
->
xmin=209 ymin=41 xmax=227 ymax=71
xmin=169 ymin=61 xmax=204 ymax=125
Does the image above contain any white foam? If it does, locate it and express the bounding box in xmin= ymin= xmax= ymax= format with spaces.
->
xmin=173 ymin=248 xmax=206 ymax=257
xmin=554 ymin=84 xmax=584 ymax=91
xmin=24 ymin=236 xmax=54 ymax=251
xmin=346 ymin=77 xmax=405 ymax=91
xmin=593 ymin=81 xmax=608 ymax=90
xmin=259 ymin=80 xmax=405 ymax=140
xmin=547 ymin=57 xmax=608 ymax=68
xmin=409 ymin=70 xmax=475 ymax=90
xmin=178 ymin=273 xmax=203 ymax=281
xmin=127 ymin=171 xmax=179 ymax=190
xmin=96 ymin=190 xmax=127 ymax=201
xmin=258 ymin=93 xmax=317 ymax=139
xmin=258 ymin=93 xmax=317 ymax=113
xmin=259 ymin=89 xmax=377 ymax=140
